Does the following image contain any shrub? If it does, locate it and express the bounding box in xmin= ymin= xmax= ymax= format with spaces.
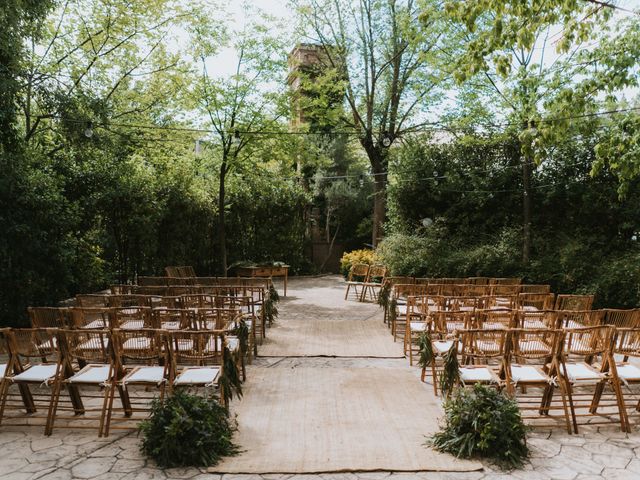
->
xmin=339 ymin=248 xmax=379 ymax=277
xmin=139 ymin=390 xmax=240 ymax=468
xmin=429 ymin=384 xmax=529 ymax=469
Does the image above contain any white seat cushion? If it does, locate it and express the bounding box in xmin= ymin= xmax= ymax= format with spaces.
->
xmin=410 ymin=322 xmax=427 ymax=332
xmin=510 ymin=365 xmax=548 ymax=383
xmin=160 ymin=321 xmax=181 ymax=330
xmin=460 ymin=366 xmax=494 ymax=383
xmin=0 ymin=363 xmax=6 ymax=376
xmin=122 ymin=320 xmax=145 ymax=330
xmin=206 ymin=337 xmax=239 ymax=352
xmin=397 ymin=305 xmax=408 ymax=316
xmin=523 ymin=305 xmax=539 ymax=312
xmin=433 ymin=340 xmax=454 ymax=354
xmin=564 ymin=363 xmax=605 ymax=383
xmin=13 ymin=364 xmax=58 ymax=383
xmin=82 ymin=319 xmax=106 ymax=329
xmin=69 ymin=365 xmax=111 ymax=384
xmin=174 ymin=367 xmax=220 ymax=386
xmin=616 ymin=364 xmax=640 ymax=382
xmin=124 ymin=366 xmax=165 ymax=384
xmin=123 ymin=337 xmax=152 ymax=350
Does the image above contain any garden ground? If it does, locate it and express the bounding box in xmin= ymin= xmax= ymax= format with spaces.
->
xmin=1 ymin=276 xmax=639 ymax=480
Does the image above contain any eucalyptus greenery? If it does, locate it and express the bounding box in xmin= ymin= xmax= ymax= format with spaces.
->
xmin=429 ymin=384 xmax=529 ymax=469
xmin=220 ymin=346 xmax=243 ymax=406
xmin=377 ymin=280 xmax=391 ymax=310
xmin=268 ymin=283 xmax=280 ymax=303
xmin=439 ymin=342 xmax=460 ymax=397
xmin=230 ymin=318 xmax=250 ymax=358
xmin=139 ymin=390 xmax=240 ymax=468
xmin=417 ymin=331 xmax=434 ymax=369
xmin=388 ymin=297 xmax=397 ymax=326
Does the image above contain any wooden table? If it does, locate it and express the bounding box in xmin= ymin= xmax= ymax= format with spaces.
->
xmin=235 ymin=265 xmax=290 ymax=296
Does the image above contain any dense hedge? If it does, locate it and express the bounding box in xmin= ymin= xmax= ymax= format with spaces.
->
xmin=381 ymin=134 xmax=640 ymax=308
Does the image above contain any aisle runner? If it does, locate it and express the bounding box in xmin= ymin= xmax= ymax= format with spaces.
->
xmin=260 ymin=276 xmax=405 ymax=358
xmin=209 ymin=360 xmax=482 ymax=473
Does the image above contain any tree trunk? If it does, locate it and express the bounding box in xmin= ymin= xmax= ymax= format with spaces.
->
xmin=218 ymin=161 xmax=228 ymax=274
xmin=372 ymin=173 xmax=387 ymax=248
xmin=522 ymin=153 xmax=532 ymax=264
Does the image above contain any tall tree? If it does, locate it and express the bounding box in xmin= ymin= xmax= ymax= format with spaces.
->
xmin=191 ymin=8 xmax=289 ymax=273
xmin=294 ymin=0 xmax=448 ymax=247
xmin=437 ymin=0 xmax=627 ymax=263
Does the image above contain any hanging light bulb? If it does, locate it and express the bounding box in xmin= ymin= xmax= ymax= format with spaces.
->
xmin=381 ymin=130 xmax=392 ymax=148
xmin=84 ymin=121 xmax=94 ymax=138
xmin=359 ymin=174 xmax=364 ymax=187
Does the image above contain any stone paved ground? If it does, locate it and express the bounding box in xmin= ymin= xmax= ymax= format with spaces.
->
xmin=1 ymin=276 xmax=640 ymax=480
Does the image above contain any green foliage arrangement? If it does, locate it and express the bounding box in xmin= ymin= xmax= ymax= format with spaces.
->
xmin=230 ymin=318 xmax=250 ymax=358
xmin=439 ymin=343 xmax=460 ymax=397
xmin=339 ymin=249 xmax=379 ymax=278
xmin=377 ymin=280 xmax=391 ymax=310
xmin=139 ymin=390 xmax=240 ymax=468
xmin=429 ymin=384 xmax=529 ymax=469
xmin=220 ymin=346 xmax=243 ymax=406
xmin=417 ymin=331 xmax=434 ymax=369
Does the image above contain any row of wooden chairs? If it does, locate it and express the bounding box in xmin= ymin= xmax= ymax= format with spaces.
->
xmin=386 ymin=275 xmax=523 ymax=286
xmin=419 ymin=325 xmax=640 ymax=433
xmin=0 ymin=327 xmax=235 ymax=437
xmin=29 ymin=305 xmax=256 ymax=357
xmin=404 ymin=308 xmax=640 ymax=364
xmin=344 ymin=264 xmax=387 ymax=302
xmin=390 ymin=282 xmax=553 ymax=298
xmin=388 ymin=292 xmax=595 ymax=341
xmin=136 ymin=276 xmax=273 ymax=287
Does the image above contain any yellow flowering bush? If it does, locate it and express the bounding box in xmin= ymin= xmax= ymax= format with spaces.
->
xmin=340 ymin=249 xmax=380 ymax=277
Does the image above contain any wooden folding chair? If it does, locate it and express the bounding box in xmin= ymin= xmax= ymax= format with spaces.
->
xmin=359 ymin=265 xmax=387 ymax=302
xmin=555 ymin=310 xmax=602 ymax=329
xmin=165 ymin=330 xmax=227 ymax=403
xmin=610 ymin=327 xmax=640 ymax=426
xmin=490 ymin=277 xmax=522 ymax=285
xmin=108 ymin=294 xmax=153 ymax=308
xmin=557 ymin=326 xmax=628 ymax=433
xmin=76 ymin=294 xmax=110 ymax=308
xmin=104 ymin=329 xmax=169 ymax=436
xmin=420 ymin=310 xmax=470 ymax=395
xmin=344 ymin=263 xmax=370 ymax=301
xmin=505 ymin=328 xmax=572 ymax=433
xmin=456 ymin=328 xmax=508 ymax=389
xmin=112 ymin=306 xmax=154 ymax=330
xmin=0 ymin=328 xmax=65 ymax=435
xmin=48 ymin=329 xmax=117 ymax=436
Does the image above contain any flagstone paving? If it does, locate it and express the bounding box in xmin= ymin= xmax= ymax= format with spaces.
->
xmin=1 ymin=276 xmax=639 ymax=479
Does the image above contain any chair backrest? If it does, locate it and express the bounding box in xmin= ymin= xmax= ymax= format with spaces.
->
xmin=433 ymin=310 xmax=470 ymax=335
xmin=467 ymin=277 xmax=491 ymax=285
xmin=166 ymin=330 xmax=226 ymax=367
xmin=76 ymin=294 xmax=109 ymax=308
xmin=112 ymin=306 xmax=154 ymax=329
xmin=133 ymin=285 xmax=168 ymax=296
xmin=490 ymin=277 xmax=522 ymax=285
xmin=71 ymin=307 xmax=112 ymax=329
xmin=601 ymin=309 xmax=640 ymax=329
xmin=347 ymin=263 xmax=370 ymax=282
xmin=517 ymin=309 xmax=557 ymax=329
xmin=475 ymin=308 xmax=516 ymax=329
xmin=517 ymin=292 xmax=555 ymax=310
xmin=613 ymin=327 xmax=640 ymax=358
xmin=195 ymin=308 xmax=242 ymax=330
xmin=28 ymin=307 xmax=71 ymax=328
xmin=458 ymin=328 xmax=508 ymax=364
xmin=108 ymin=294 xmax=153 ymax=308
xmin=7 ymin=328 xmax=61 ymax=367
xmin=366 ymin=265 xmax=386 ymax=283
xmin=519 ymin=284 xmax=551 ymax=294
xmin=490 ymin=284 xmax=520 ymax=297
xmin=386 ymin=276 xmax=415 ymax=285
xmin=555 ymin=310 xmax=602 ymax=329
xmin=61 ymin=329 xmax=112 ymax=364
xmin=109 ymin=285 xmax=135 ymax=295
xmin=507 ymin=328 xmax=561 ymax=362
xmin=112 ymin=329 xmax=166 ymax=366
xmin=561 ymin=325 xmax=615 ymax=358
xmin=554 ymin=294 xmax=594 ymax=311
xmin=165 ymin=266 xmax=181 ymax=277
xmin=152 ymin=308 xmax=194 ymax=330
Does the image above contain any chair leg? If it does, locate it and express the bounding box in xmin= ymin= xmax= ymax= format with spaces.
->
xmin=45 ymin=380 xmax=63 ymax=436
xmin=98 ymin=383 xmax=112 ymax=437
xmin=102 ymin=382 xmax=118 ymax=437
